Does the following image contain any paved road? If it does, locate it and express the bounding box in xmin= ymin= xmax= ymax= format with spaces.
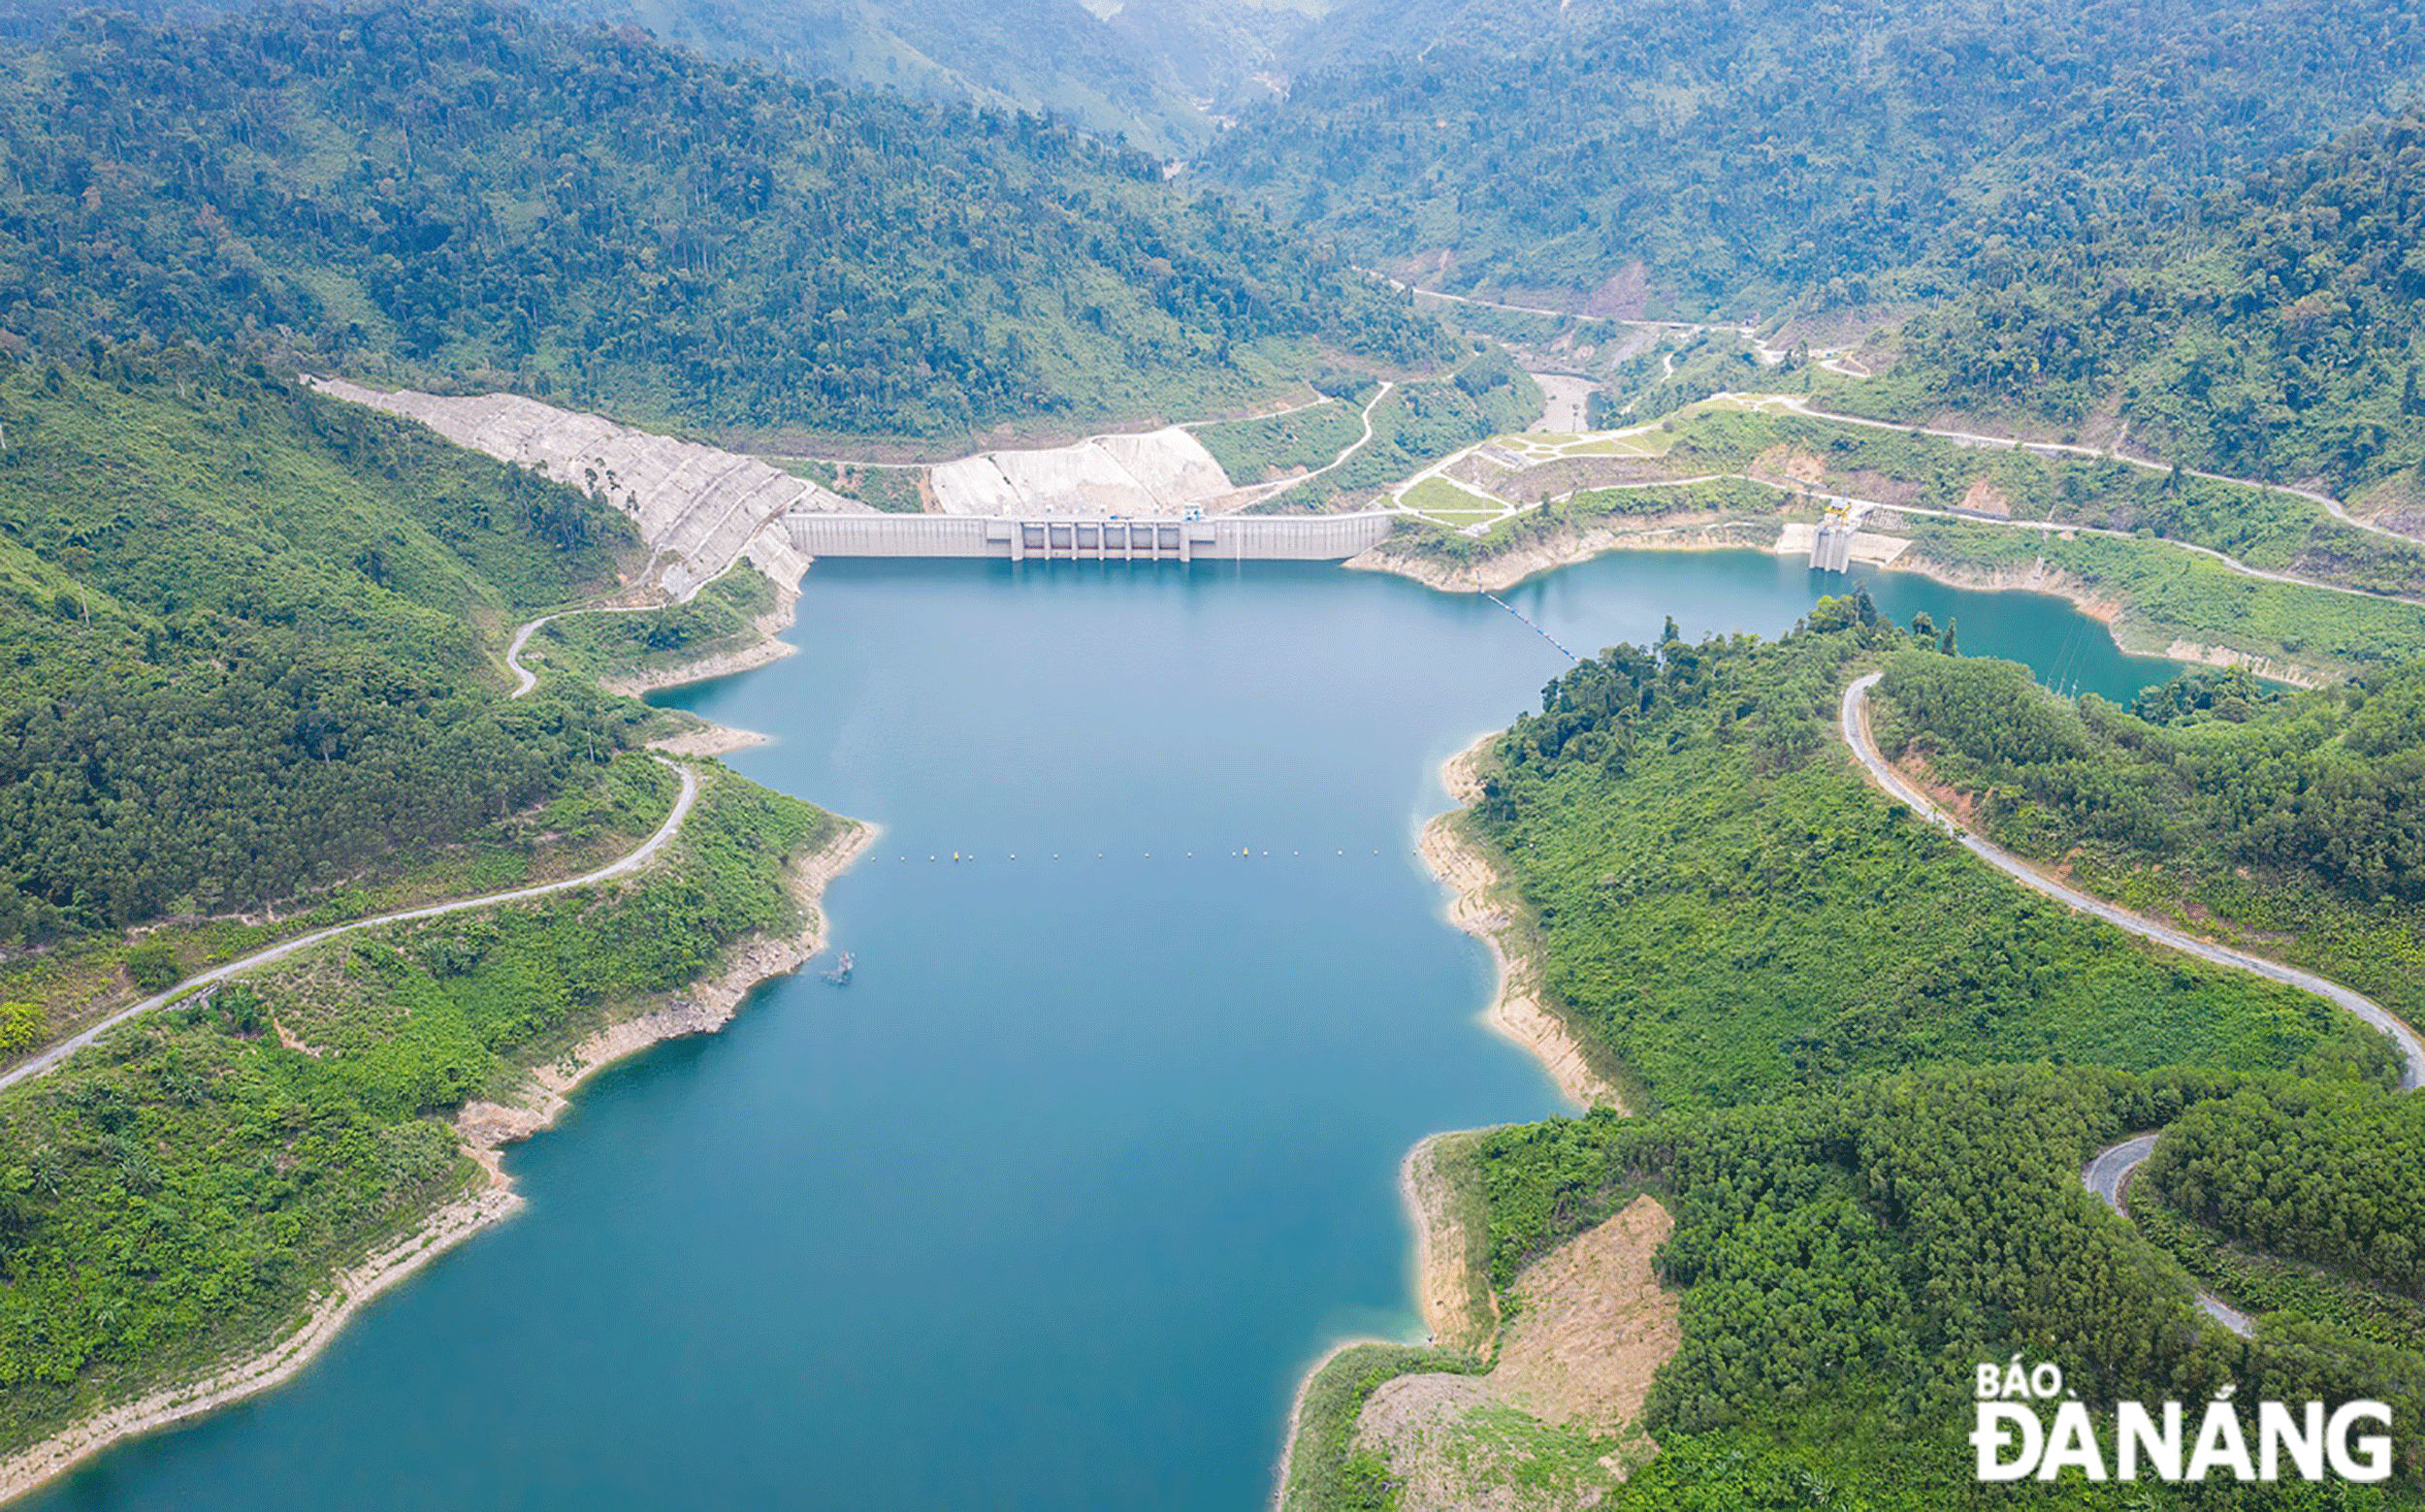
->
xmin=1779 ymin=395 xmax=2419 ymax=548
xmin=1782 ymin=472 xmax=2418 ymax=609
xmin=505 ymin=602 xmax=672 ymax=699
xmin=0 ymin=760 xmax=699 ymax=1096
xmin=2081 ymin=1134 xmax=2256 ymax=1337
xmin=1841 ymin=674 xmax=2425 ymax=1089
xmin=504 ymin=612 xmax=558 ymax=696
xmin=1245 ymin=380 xmax=1396 ymax=505
xmin=1843 ymin=670 xmax=2425 ymax=1339
xmin=1368 ymin=279 xmax=2416 ymax=550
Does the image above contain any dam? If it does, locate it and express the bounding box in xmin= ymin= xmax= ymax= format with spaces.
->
xmin=786 ymin=510 xmax=1399 ymax=563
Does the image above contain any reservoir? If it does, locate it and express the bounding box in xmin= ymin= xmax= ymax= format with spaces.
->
xmin=26 ymin=552 xmax=2183 ymax=1511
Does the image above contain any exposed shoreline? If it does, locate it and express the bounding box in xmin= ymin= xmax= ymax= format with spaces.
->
xmin=629 ymin=573 xmax=806 ymax=753
xmin=1345 ymin=518 xmax=1765 ymax=595
xmin=1270 ymin=733 xmax=1625 ymax=1508
xmin=0 ymin=790 xmax=874 ymax=1496
xmin=1268 ymin=1131 xmax=1490 ymax=1512
xmin=1351 ymin=517 xmax=2340 ymax=686
xmin=1425 ymin=736 xmax=1628 ymax=1111
xmin=602 ymin=589 xmax=804 ymax=700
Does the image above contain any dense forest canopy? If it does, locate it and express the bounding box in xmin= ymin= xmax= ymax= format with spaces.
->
xmin=1473 ymin=1059 xmax=2425 ymax=1504
xmin=1879 ymin=652 xmax=2425 ymax=909
xmin=0 ymin=0 xmax=1445 ymax=441
xmin=1200 ymin=0 xmax=2425 ymax=320
xmin=1430 ymin=617 xmax=2425 ymax=1502
xmin=0 ymin=346 xmax=642 ymax=945
xmin=1467 ymin=609 xmax=2380 ymax=1110
xmin=2149 ymin=1078 xmax=2425 ymax=1303
xmin=1861 ymin=112 xmax=2425 ymax=497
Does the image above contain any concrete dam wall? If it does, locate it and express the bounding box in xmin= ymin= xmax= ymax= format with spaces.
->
xmin=788 ymin=512 xmax=1399 ymax=563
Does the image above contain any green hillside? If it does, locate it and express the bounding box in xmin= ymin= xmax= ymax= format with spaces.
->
xmin=0 ymin=0 xmax=1444 ymax=444
xmin=538 ymin=0 xmax=1205 ymax=154
xmin=1852 ymin=112 xmax=2425 ymax=498
xmin=0 ymin=346 xmax=640 ymax=950
xmin=1290 ymin=616 xmax=2425 ymax=1507
xmin=1202 ymin=0 xmax=2425 ymax=319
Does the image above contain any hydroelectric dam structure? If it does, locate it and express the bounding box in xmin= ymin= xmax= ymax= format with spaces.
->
xmin=786 ymin=510 xmax=1399 ymax=563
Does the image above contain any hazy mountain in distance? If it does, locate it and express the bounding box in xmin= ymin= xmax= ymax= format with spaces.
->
xmin=539 ymin=0 xmax=1213 ymax=151
xmin=1103 ymin=0 xmax=1323 ymax=114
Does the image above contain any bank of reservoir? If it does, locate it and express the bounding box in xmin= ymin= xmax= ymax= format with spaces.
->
xmin=22 ymin=552 xmax=2182 ymax=1511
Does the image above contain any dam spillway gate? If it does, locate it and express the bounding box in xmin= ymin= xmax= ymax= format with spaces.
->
xmin=785 ymin=511 xmax=1398 ymax=563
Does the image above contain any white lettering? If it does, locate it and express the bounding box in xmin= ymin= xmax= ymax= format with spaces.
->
xmin=1974 ymin=1403 xmax=2043 ymax=1481
xmin=2116 ymin=1401 xmax=2182 ymax=1482
xmin=2187 ymin=1400 xmax=2255 ymax=1482
xmin=2327 ymin=1401 xmax=2393 ymax=1483
xmin=2258 ymin=1401 xmax=2324 ymax=1481
xmin=2037 ymin=1400 xmax=2107 ymax=1481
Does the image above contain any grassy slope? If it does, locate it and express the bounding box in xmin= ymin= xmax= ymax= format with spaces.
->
xmin=1192 ymin=400 xmax=1366 ymax=483
xmin=534 ymin=565 xmax=783 ymax=690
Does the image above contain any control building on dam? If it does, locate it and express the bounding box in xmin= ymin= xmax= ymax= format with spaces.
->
xmin=786 ymin=510 xmax=1399 ymax=563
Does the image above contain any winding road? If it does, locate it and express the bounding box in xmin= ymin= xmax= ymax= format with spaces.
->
xmin=505 ymin=602 xmax=671 ymax=698
xmin=1378 ymin=270 xmax=2416 ymax=551
xmin=1841 ymin=674 xmax=2424 ymax=1090
xmin=2081 ymin=1136 xmax=2257 ymax=1337
xmin=1778 ymin=395 xmax=2415 ymax=549
xmin=1794 ymin=472 xmax=2419 ymax=609
xmin=0 ymin=759 xmax=700 ymax=1097
xmin=1244 ymin=380 xmax=1397 ymax=505
xmin=11 ymin=587 xmax=717 ymax=1094
xmin=1841 ymin=670 xmax=2425 ymax=1338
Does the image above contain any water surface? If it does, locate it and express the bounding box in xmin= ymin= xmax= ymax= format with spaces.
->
xmin=29 ymin=552 xmax=2181 ymax=1511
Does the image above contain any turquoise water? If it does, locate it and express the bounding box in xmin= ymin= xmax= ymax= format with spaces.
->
xmin=27 ymin=553 xmax=2183 ymax=1511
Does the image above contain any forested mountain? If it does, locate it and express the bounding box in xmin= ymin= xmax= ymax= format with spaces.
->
xmin=1880 ymin=652 xmax=2425 ymax=914
xmin=1310 ymin=614 xmax=2425 ymax=1503
xmin=1200 ymin=0 xmax=2425 ymax=319
xmin=4 ymin=0 xmax=1328 ymax=147
xmin=0 ymin=1 xmax=1443 ymax=444
xmin=1468 ymin=611 xmax=2369 ymax=1110
xmin=1868 ymin=648 xmax=2425 ymax=1078
xmin=1860 ymin=112 xmax=2425 ymax=499
xmin=1461 ymin=1060 xmax=2425 ymax=1504
xmin=0 ymin=345 xmax=640 ymax=947
xmin=533 ymin=0 xmax=1204 ymax=154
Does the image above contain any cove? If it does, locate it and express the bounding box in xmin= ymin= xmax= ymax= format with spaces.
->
xmin=23 ymin=551 xmax=2183 ymax=1511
